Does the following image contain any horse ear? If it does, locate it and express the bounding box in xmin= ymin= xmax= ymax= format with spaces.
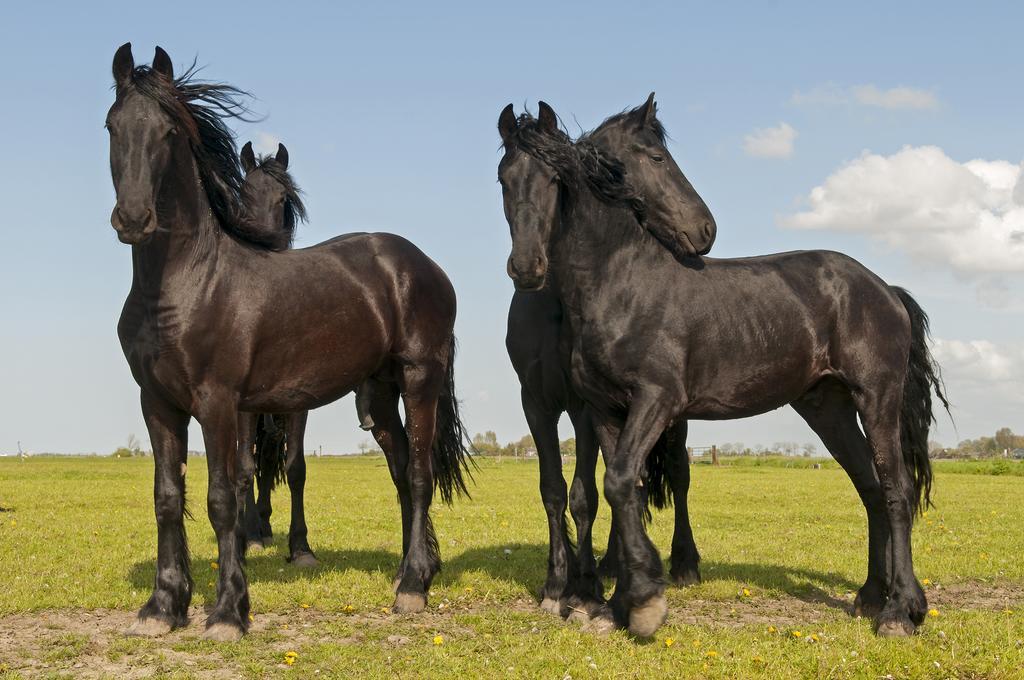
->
xmin=112 ymin=42 xmax=134 ymax=89
xmin=152 ymin=46 xmax=174 ymax=80
xmin=537 ymin=101 xmax=558 ymax=134
xmin=240 ymin=142 xmax=256 ymax=174
xmin=498 ymin=104 xmax=517 ymax=143
xmin=275 ymin=143 xmax=289 ymax=169
xmin=633 ymin=92 xmax=657 ymax=128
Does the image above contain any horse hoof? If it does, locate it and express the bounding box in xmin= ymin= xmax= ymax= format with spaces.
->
xmin=581 ymin=613 xmax=615 ymax=634
xmin=392 ymin=592 xmax=427 ymax=614
xmin=124 ymin=617 xmax=172 ymax=637
xmin=670 ymin=569 xmax=701 ymax=587
xmin=203 ymin=622 xmax=244 ymax=642
xmin=290 ymin=552 xmax=319 ymax=568
xmin=875 ymin=616 xmax=915 ymax=638
xmin=628 ymin=595 xmax=668 ymax=638
xmin=539 ymin=597 xmax=562 ymax=616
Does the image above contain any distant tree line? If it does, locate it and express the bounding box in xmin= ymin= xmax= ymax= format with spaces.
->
xmin=931 ymin=427 xmax=1023 ymax=459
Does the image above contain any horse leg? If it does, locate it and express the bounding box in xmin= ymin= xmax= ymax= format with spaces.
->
xmin=665 ymin=420 xmax=701 ymax=586
xmin=199 ymin=402 xmax=250 ymax=641
xmin=599 ymin=394 xmax=674 ymax=638
xmin=254 ymin=416 xmax=275 ymax=546
xmin=792 ymin=382 xmax=890 ymax=618
xmin=236 ymin=413 xmax=263 ymax=554
xmin=392 ymin=361 xmax=443 ymax=614
xmin=854 ymin=388 xmax=927 ymax=637
xmin=522 ymin=389 xmax=575 ymax=615
xmin=125 ymin=391 xmax=191 ymax=637
xmin=361 ymin=378 xmax=414 ymax=589
xmin=285 ymin=412 xmax=317 ymax=567
xmin=564 ymin=403 xmax=604 ymax=619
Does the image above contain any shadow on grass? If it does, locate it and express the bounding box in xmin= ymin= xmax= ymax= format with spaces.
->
xmin=128 ymin=541 xmax=858 ymax=615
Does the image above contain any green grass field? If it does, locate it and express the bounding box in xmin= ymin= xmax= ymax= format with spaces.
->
xmin=0 ymin=456 xmax=1021 ymax=678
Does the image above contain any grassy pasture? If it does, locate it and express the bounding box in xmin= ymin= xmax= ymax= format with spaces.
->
xmin=0 ymin=455 xmax=1021 ymax=678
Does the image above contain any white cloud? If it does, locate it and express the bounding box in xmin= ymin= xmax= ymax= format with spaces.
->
xmin=252 ymin=131 xmax=281 ymax=155
xmin=792 ymin=83 xmax=939 ymax=110
xmin=743 ymin=122 xmax=797 ymax=159
xmin=851 ymin=84 xmax=938 ymax=110
xmin=928 ymin=338 xmax=1024 ymax=438
xmin=780 ymin=146 xmax=1024 ymax=276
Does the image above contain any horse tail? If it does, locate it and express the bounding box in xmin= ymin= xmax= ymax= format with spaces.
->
xmin=254 ymin=414 xmax=288 ymax=493
xmin=432 ymin=338 xmax=476 ymax=505
xmin=644 ymin=432 xmax=673 ymax=516
xmin=893 ymin=286 xmax=950 ymax=515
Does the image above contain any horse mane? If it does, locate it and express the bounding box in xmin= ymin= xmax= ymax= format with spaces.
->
xmin=584 ymin=101 xmax=668 ymax=145
xmin=503 ymin=113 xmax=646 ymax=224
xmin=238 ymin=155 xmax=308 ymax=250
xmin=123 ymin=62 xmax=284 ymax=249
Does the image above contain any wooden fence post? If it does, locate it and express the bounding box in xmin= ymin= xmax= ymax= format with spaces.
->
xmin=711 ymin=444 xmax=719 ymax=466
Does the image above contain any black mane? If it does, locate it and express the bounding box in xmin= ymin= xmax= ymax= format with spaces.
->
xmin=503 ymin=113 xmax=646 ymax=224
xmin=238 ymin=154 xmax=308 ymax=250
xmin=123 ymin=63 xmax=277 ymax=247
xmin=585 ymin=102 xmax=668 ymax=145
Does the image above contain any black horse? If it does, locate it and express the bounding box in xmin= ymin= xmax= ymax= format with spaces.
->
xmin=498 ymin=103 xmax=946 ymax=638
xmin=235 ymin=142 xmax=442 ymax=575
xmin=107 ymin=44 xmax=471 ymax=641
xmin=232 ymin=141 xmax=316 ymax=567
xmin=505 ymin=95 xmax=716 ymax=619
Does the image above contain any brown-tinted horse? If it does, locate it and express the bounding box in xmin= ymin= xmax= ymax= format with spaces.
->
xmin=107 ymin=44 xmax=470 ymax=640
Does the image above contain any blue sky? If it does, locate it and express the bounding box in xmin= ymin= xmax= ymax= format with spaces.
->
xmin=1 ymin=1 xmax=1021 ymax=455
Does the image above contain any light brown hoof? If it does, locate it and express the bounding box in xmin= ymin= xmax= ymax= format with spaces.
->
xmin=290 ymin=552 xmax=319 ymax=569
xmin=392 ymin=592 xmax=427 ymax=614
xmin=539 ymin=597 xmax=562 ymax=616
xmin=581 ymin=614 xmax=615 ymax=635
xmin=876 ymin=617 xmax=915 ymax=638
xmin=203 ymin=622 xmax=244 ymax=642
xmin=124 ymin=617 xmax=172 ymax=637
xmin=628 ymin=595 xmax=668 ymax=638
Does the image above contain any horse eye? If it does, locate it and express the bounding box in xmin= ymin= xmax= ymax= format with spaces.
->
xmin=168 ymin=127 xmax=178 ymax=137
xmin=650 ymin=154 xmax=665 ymax=163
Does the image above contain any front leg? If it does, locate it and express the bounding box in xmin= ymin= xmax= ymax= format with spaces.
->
xmin=199 ymin=401 xmax=250 ymax=641
xmin=601 ymin=393 xmax=675 ymax=638
xmin=126 ymin=391 xmax=191 ymax=637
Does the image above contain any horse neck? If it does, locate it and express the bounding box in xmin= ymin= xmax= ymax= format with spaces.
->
xmin=130 ymin=149 xmax=224 ymax=296
xmin=553 ymin=188 xmax=645 ymax=304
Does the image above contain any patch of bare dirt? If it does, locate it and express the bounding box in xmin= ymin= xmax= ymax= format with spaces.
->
xmin=0 ymin=583 xmax=1020 ymax=676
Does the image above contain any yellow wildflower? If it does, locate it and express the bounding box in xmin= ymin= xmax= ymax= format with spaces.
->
xmin=343 ymin=604 xmax=354 ymax=613
xmin=433 ymin=635 xmax=444 ymax=646
xmin=706 ymin=650 xmax=719 ymax=658
xmin=767 ymin=626 xmax=777 ymax=634
xmin=791 ymin=630 xmax=802 ymax=638
xmin=664 ymin=637 xmax=675 ymax=648
xmin=692 ymin=639 xmax=701 ymax=647
xmin=742 ymin=588 xmax=751 ymax=597
xmin=211 ymin=561 xmax=218 ymax=570
xmin=922 ymin=578 xmax=931 ymax=586
xmin=928 ymin=609 xmax=940 ymax=618
xmin=283 ymin=651 xmax=298 ymax=666
xmin=248 ymin=613 xmax=254 ymax=622
xmin=300 ymin=603 xmax=310 ymax=609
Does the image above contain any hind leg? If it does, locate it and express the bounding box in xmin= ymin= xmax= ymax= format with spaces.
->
xmin=854 ymin=388 xmax=927 ymax=636
xmin=392 ymin=361 xmax=444 ymax=614
xmin=666 ymin=421 xmax=701 ymax=586
xmin=793 ymin=381 xmax=891 ymax=617
xmin=236 ymin=413 xmax=263 ymax=554
xmin=563 ymin=403 xmax=604 ymax=618
xmin=285 ymin=412 xmax=317 ymax=567
xmin=522 ymin=391 xmax=576 ymax=615
xmin=362 ymin=377 xmax=414 ymax=587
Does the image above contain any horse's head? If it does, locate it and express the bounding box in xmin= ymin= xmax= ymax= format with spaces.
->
xmin=106 ymin=43 xmax=189 ymax=245
xmin=497 ymin=102 xmax=567 ymax=291
xmin=239 ymin=141 xmax=305 ymax=250
xmin=584 ymin=93 xmax=716 ymax=256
